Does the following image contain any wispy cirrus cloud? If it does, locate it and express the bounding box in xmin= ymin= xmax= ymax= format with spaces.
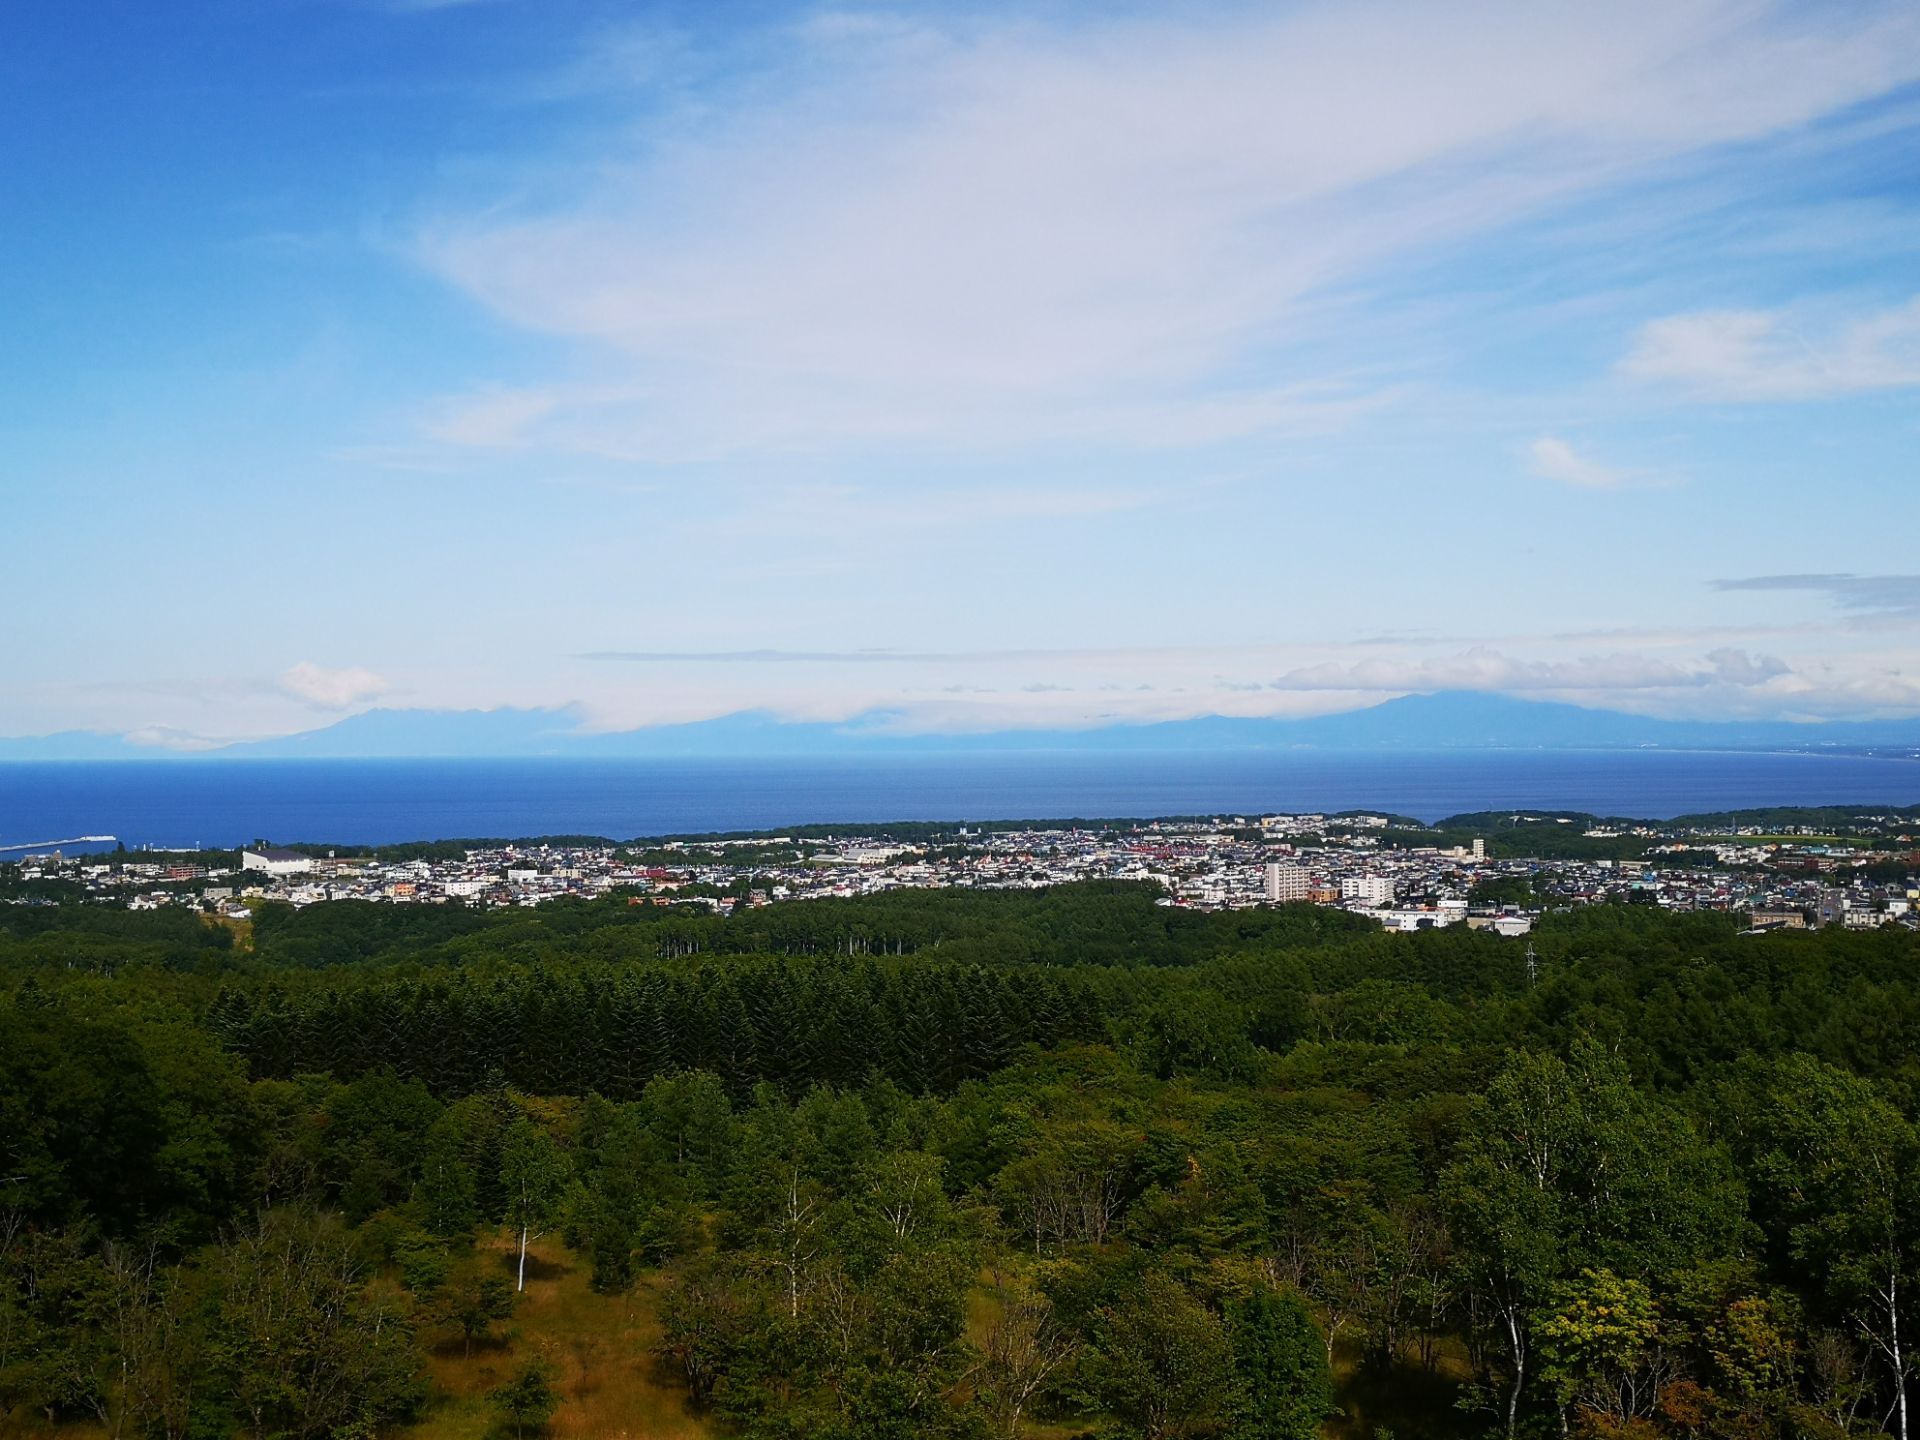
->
xmin=1526 ymin=436 xmax=1642 ymax=490
xmin=414 ymin=0 xmax=1920 ymax=463
xmin=1621 ymin=296 xmax=1920 ymax=399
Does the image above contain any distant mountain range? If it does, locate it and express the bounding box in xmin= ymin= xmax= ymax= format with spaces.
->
xmin=6 ymin=692 xmax=1920 ymax=762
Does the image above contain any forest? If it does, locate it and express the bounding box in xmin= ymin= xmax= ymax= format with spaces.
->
xmin=5 ymin=877 xmax=1920 ymax=1439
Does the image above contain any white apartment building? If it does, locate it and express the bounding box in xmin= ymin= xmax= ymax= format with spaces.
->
xmin=1264 ymin=862 xmax=1311 ymax=903
xmin=1340 ymin=874 xmax=1395 ymax=907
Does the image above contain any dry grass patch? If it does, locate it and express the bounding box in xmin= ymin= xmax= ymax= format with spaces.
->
xmin=403 ymin=1233 xmax=711 ymax=1440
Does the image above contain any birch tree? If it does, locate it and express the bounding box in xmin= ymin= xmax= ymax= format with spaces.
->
xmin=1443 ymin=1041 xmax=1741 ymax=1438
xmin=971 ymin=1273 xmax=1078 ymax=1440
xmin=770 ymin=1166 xmax=821 ymax=1320
xmin=1747 ymin=1055 xmax=1919 ymax=1440
xmin=498 ymin=1119 xmax=567 ymax=1293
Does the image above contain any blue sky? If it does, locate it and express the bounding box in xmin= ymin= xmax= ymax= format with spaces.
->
xmin=5 ymin=0 xmax=1920 ymax=747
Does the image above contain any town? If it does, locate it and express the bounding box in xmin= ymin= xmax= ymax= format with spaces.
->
xmin=9 ymin=808 xmax=1919 ymax=936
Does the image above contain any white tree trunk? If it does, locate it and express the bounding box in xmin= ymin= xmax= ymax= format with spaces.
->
xmin=1505 ymin=1306 xmax=1527 ymax=1440
xmin=517 ymin=1224 xmax=529 ymax=1292
xmin=1894 ymin=1267 xmax=1908 ymax=1440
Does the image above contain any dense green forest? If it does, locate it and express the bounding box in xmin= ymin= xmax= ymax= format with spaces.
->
xmin=5 ymin=879 xmax=1920 ymax=1439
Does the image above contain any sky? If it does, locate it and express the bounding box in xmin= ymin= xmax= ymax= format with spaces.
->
xmin=4 ymin=0 xmax=1920 ymax=747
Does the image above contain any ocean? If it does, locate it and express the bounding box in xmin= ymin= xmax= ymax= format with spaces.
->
xmin=2 ymin=750 xmax=1918 ymax=851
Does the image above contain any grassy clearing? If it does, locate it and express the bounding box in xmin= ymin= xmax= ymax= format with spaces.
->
xmin=401 ymin=1233 xmax=710 ymax=1440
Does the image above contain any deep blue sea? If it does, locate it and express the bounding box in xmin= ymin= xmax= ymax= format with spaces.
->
xmin=2 ymin=751 xmax=1919 ymax=851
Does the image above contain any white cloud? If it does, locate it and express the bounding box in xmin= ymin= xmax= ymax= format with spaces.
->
xmin=121 ymin=725 xmax=228 ymax=753
xmin=1527 ymin=436 xmax=1631 ymax=489
xmin=279 ymin=662 xmax=391 ymax=710
xmin=416 ymin=0 xmax=1920 ymax=461
xmin=1266 ymin=646 xmax=1789 ymax=694
xmin=1620 ymin=296 xmax=1920 ymax=399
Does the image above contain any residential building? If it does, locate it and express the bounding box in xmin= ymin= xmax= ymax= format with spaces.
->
xmin=1264 ymin=862 xmax=1310 ymax=903
xmin=1340 ymin=874 xmax=1395 ymax=907
xmin=241 ymin=846 xmax=313 ymax=877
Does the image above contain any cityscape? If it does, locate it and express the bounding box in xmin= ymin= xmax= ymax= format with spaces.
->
xmin=16 ymin=807 xmax=1918 ymax=939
